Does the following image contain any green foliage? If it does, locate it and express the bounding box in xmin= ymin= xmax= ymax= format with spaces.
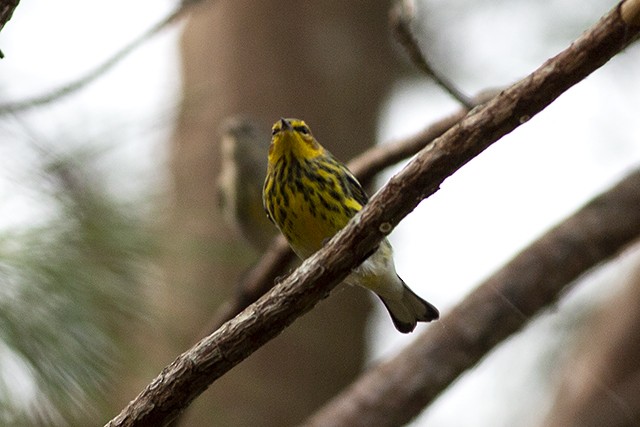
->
xmin=0 ymin=152 xmax=155 ymax=426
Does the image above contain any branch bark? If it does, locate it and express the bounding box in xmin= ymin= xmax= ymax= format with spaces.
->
xmin=303 ymin=166 xmax=640 ymax=427
xmin=204 ymin=90 xmax=497 ymax=336
xmin=105 ymin=1 xmax=640 ymax=426
xmin=0 ymin=0 xmax=19 ymax=58
xmin=0 ymin=0 xmax=18 ymax=32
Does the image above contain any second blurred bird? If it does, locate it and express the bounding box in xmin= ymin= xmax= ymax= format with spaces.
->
xmin=217 ymin=117 xmax=276 ymax=252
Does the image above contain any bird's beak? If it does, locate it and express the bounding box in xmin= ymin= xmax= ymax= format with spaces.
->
xmin=279 ymin=118 xmax=292 ymax=131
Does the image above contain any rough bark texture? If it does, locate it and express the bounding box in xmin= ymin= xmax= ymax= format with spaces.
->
xmin=106 ymin=2 xmax=640 ymax=426
xmin=155 ymin=1 xmax=400 ymax=426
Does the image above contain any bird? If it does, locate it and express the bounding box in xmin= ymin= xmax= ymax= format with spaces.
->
xmin=263 ymin=117 xmax=439 ymax=333
xmin=217 ymin=117 xmax=277 ymax=251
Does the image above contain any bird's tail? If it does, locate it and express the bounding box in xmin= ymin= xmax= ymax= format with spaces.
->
xmin=377 ymin=278 xmax=439 ymax=334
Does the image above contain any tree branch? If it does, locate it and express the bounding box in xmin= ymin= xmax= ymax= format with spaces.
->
xmin=0 ymin=0 xmax=203 ymax=112
xmin=105 ymin=2 xmax=640 ymax=426
xmin=0 ymin=0 xmax=18 ymax=33
xmin=204 ymin=90 xmax=497 ymax=337
xmin=0 ymin=0 xmax=20 ymax=58
xmin=543 ymin=259 xmax=640 ymax=427
xmin=302 ymin=166 xmax=640 ymax=427
xmin=390 ymin=0 xmax=474 ymax=108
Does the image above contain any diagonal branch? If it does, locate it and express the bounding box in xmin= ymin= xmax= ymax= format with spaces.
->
xmin=205 ymin=89 xmax=498 ymax=337
xmin=390 ymin=0 xmax=474 ymax=108
xmin=0 ymin=0 xmax=20 ymax=58
xmin=105 ymin=2 xmax=640 ymax=426
xmin=302 ymin=166 xmax=640 ymax=427
xmin=0 ymin=0 xmax=19 ymax=33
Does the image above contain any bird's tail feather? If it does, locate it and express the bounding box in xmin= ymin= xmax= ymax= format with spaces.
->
xmin=378 ymin=279 xmax=439 ymax=334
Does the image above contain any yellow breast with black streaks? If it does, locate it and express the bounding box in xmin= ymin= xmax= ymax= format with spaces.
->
xmin=263 ymin=118 xmax=367 ymax=259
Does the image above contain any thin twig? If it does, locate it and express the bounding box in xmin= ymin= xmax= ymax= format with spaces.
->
xmin=105 ymin=2 xmax=640 ymax=425
xmin=390 ymin=0 xmax=475 ymax=108
xmin=0 ymin=0 xmax=204 ymax=113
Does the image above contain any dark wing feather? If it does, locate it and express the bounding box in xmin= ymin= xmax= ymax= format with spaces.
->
xmin=344 ymin=169 xmax=369 ymax=207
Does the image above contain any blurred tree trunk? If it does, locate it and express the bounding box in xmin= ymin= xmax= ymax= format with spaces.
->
xmin=543 ymin=248 xmax=640 ymax=427
xmin=158 ymin=1 xmax=401 ymax=425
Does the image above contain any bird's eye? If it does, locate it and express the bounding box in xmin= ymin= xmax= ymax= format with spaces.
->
xmin=272 ymin=127 xmax=279 ymax=135
xmin=294 ymin=126 xmax=309 ymax=135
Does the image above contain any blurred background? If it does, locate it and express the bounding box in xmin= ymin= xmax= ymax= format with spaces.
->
xmin=1 ymin=0 xmax=639 ymax=426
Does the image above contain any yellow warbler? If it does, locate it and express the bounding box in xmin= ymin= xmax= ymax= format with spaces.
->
xmin=263 ymin=118 xmax=438 ymax=333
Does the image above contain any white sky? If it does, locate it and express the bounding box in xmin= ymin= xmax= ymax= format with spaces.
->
xmin=373 ymin=1 xmax=640 ymax=424
xmin=1 ymin=0 xmax=639 ymax=426
xmin=1 ymin=0 xmax=180 ymax=229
